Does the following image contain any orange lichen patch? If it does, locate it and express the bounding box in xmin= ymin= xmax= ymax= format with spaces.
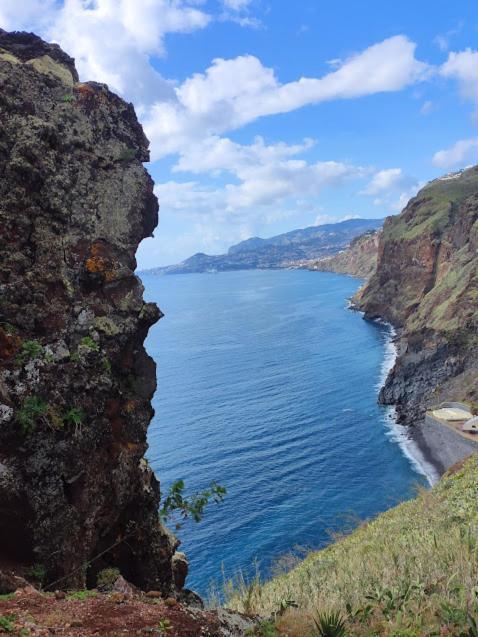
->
xmin=85 ymin=243 xmax=118 ymax=283
xmin=74 ymin=83 xmax=109 ymax=112
xmin=0 ymin=327 xmax=21 ymax=363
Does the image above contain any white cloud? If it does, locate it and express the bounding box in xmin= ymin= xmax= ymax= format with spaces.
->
xmin=169 ymin=135 xmax=369 ymax=211
xmin=440 ymin=48 xmax=478 ymax=114
xmin=433 ymin=137 xmax=478 ymax=168
xmin=0 ymin=0 xmax=211 ymax=108
xmin=361 ymin=169 xmax=421 ymax=213
xmin=145 ymin=35 xmax=430 ymax=159
xmin=360 ymin=168 xmax=410 ymax=195
xmin=0 ymin=0 xmax=56 ymax=31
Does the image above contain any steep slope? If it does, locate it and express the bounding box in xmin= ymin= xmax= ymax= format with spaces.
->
xmin=146 ymin=218 xmax=383 ymax=274
xmin=356 ymin=168 xmax=478 ymax=425
xmin=304 ymin=229 xmax=380 ymax=278
xmin=228 ymin=453 xmax=478 ymax=636
xmin=0 ymin=30 xmax=179 ymax=593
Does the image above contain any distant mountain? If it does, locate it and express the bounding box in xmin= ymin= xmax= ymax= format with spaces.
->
xmin=143 ymin=218 xmax=385 ymax=275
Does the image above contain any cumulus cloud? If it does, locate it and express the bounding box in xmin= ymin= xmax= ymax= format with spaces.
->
xmin=360 ymin=168 xmax=412 ymax=195
xmin=145 ymin=35 xmax=430 ymax=159
xmin=0 ymin=0 xmax=211 ymax=107
xmin=433 ymin=137 xmax=478 ymax=168
xmin=161 ymin=135 xmax=368 ymax=214
xmin=361 ymin=168 xmax=420 ymax=213
xmin=440 ymin=48 xmax=478 ymax=114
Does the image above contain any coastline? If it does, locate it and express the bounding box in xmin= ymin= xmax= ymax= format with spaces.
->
xmin=376 ymin=322 xmax=441 ymax=486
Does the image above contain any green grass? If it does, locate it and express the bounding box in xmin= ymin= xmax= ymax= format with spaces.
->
xmin=225 ymin=454 xmax=478 ymax=636
xmin=66 ymin=589 xmax=97 ymax=601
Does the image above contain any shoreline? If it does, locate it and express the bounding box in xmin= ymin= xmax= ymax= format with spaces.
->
xmin=376 ymin=322 xmax=441 ymax=486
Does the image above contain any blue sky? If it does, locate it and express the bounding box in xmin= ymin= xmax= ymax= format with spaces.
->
xmin=2 ymin=1 xmax=478 ymax=267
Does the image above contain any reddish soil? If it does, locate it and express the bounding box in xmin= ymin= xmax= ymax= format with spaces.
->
xmin=0 ymin=588 xmax=237 ymax=636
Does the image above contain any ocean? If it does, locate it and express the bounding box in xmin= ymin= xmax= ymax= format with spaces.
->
xmin=142 ymin=269 xmax=432 ymax=596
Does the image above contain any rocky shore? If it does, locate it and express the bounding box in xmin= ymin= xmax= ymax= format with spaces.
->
xmin=355 ymin=169 xmax=478 ymax=474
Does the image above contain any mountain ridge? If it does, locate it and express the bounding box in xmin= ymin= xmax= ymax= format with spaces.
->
xmin=143 ymin=218 xmax=384 ymax=275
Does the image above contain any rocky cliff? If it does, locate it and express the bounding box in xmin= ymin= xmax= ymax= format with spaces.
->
xmin=304 ymin=229 xmax=380 ymax=278
xmin=357 ymin=168 xmax=478 ymax=424
xmin=0 ymin=30 xmax=180 ymax=594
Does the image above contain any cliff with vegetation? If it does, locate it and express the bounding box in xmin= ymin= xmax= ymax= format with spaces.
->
xmin=356 ymin=168 xmax=478 ymax=425
xmin=304 ymin=229 xmax=380 ymax=278
xmin=0 ymin=29 xmax=181 ymax=594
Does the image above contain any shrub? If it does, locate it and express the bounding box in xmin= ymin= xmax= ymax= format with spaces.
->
xmin=0 ymin=615 xmax=15 ymax=633
xmin=313 ymin=611 xmax=347 ymax=637
xmin=62 ymin=93 xmax=75 ymax=103
xmin=79 ymin=336 xmax=99 ymax=352
xmin=16 ymin=339 xmax=44 ymax=365
xmin=159 ymin=479 xmax=226 ymax=527
xmin=63 ymin=407 xmax=85 ymax=427
xmin=96 ymin=567 xmax=120 ymax=592
xmin=16 ymin=396 xmax=47 ymax=435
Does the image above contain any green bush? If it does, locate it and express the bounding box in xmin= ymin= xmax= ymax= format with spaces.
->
xmin=313 ymin=611 xmax=347 ymax=637
xmin=79 ymin=336 xmax=99 ymax=352
xmin=16 ymin=397 xmax=47 ymax=435
xmin=0 ymin=614 xmax=15 ymax=633
xmin=16 ymin=340 xmax=44 ymax=365
xmin=63 ymin=407 xmax=85 ymax=427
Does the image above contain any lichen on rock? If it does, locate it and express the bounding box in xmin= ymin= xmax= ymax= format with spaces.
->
xmin=0 ymin=29 xmax=180 ymax=594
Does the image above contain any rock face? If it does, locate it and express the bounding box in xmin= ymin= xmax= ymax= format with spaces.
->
xmin=0 ymin=30 xmax=179 ymax=593
xmin=305 ymin=230 xmax=380 ymax=279
xmin=357 ymin=168 xmax=478 ymax=424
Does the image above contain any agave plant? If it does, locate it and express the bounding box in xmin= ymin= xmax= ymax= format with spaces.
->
xmin=313 ymin=610 xmax=347 ymax=637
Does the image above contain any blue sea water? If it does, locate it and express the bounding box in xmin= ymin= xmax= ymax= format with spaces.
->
xmin=143 ymin=269 xmax=429 ymax=596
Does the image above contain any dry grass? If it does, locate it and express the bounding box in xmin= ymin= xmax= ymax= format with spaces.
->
xmin=224 ymin=454 xmax=478 ymax=636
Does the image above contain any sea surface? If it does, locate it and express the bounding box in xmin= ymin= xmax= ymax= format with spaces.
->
xmin=142 ymin=269 xmax=430 ymax=596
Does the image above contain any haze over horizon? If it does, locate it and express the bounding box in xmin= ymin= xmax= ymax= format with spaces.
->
xmin=3 ymin=0 xmax=478 ymax=267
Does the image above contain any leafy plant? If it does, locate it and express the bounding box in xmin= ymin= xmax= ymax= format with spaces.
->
xmin=0 ymin=614 xmax=15 ymax=633
xmin=16 ymin=396 xmax=47 ymax=435
xmin=62 ymin=93 xmax=75 ymax=103
xmin=79 ymin=336 xmax=99 ymax=352
xmin=313 ymin=610 xmax=347 ymax=637
xmin=63 ymin=407 xmax=86 ymax=427
xmin=16 ymin=339 xmax=44 ymax=365
xmin=159 ymin=479 xmax=226 ymax=527
xmin=156 ymin=618 xmax=172 ymax=634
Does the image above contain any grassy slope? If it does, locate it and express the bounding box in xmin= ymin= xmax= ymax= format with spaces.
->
xmin=228 ymin=454 xmax=478 ymax=636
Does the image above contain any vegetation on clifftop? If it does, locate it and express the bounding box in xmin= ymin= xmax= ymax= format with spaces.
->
xmin=226 ymin=454 xmax=478 ymax=636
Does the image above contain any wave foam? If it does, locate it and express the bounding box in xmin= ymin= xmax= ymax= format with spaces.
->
xmin=378 ymin=323 xmax=440 ymax=486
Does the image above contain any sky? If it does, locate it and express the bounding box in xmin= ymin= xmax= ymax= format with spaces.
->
xmin=2 ymin=1 xmax=478 ymax=267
